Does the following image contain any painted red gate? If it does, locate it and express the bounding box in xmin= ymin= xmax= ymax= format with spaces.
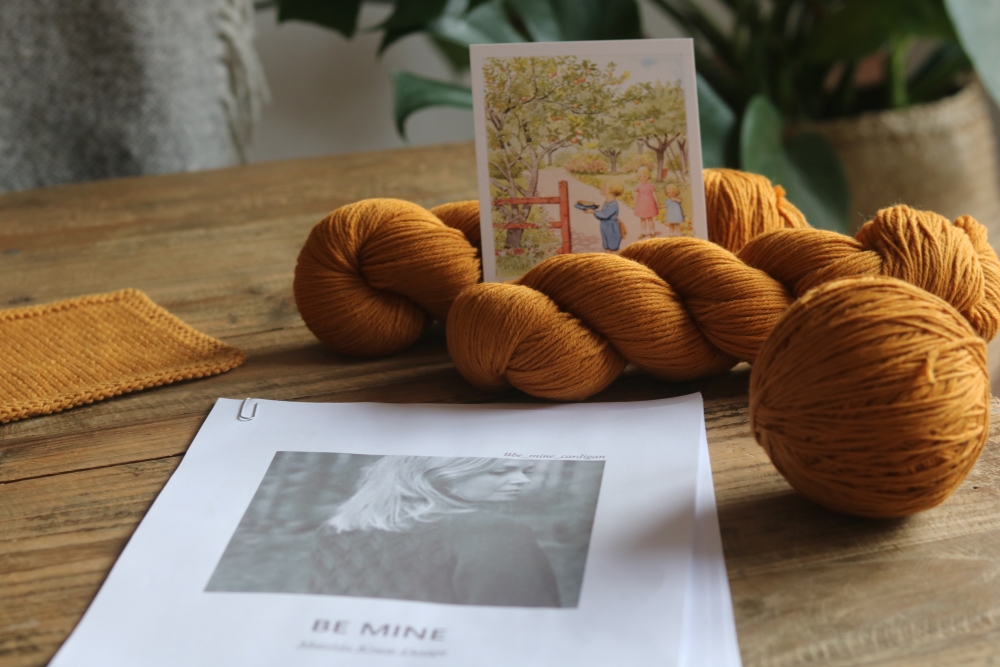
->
xmin=492 ymin=180 xmax=572 ymax=254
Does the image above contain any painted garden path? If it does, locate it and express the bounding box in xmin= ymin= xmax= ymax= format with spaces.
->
xmin=535 ymin=166 xmax=664 ymax=253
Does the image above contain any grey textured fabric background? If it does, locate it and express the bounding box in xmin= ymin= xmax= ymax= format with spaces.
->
xmin=0 ymin=0 xmax=267 ymax=193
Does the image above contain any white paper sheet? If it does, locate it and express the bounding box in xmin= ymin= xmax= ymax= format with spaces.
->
xmin=680 ymin=419 xmax=743 ymax=667
xmin=51 ymin=396 xmax=717 ymax=667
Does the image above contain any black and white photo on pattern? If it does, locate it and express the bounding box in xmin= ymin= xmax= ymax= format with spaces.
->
xmin=206 ymin=452 xmax=605 ymax=608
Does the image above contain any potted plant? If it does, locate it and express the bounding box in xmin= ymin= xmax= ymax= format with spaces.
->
xmin=265 ymin=0 xmax=1000 ymax=235
xmin=652 ymin=0 xmax=1000 ymax=233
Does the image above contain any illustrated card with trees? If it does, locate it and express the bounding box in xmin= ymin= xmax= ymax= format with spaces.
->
xmin=471 ymin=40 xmax=707 ymax=282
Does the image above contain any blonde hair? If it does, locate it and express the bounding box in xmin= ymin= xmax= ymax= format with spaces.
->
xmin=327 ymin=456 xmax=502 ymax=533
xmin=665 ymin=183 xmax=681 ymax=197
xmin=605 ymin=179 xmax=625 ymax=197
xmin=637 ymin=166 xmax=650 ymax=179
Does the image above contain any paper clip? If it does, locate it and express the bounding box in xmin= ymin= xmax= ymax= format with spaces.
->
xmin=238 ymin=398 xmax=258 ymax=422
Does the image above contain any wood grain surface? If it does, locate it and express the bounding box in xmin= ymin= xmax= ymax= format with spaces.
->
xmin=2 ymin=143 xmax=999 ymax=666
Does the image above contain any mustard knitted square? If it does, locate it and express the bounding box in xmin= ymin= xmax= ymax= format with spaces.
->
xmin=0 ymin=289 xmax=246 ymax=423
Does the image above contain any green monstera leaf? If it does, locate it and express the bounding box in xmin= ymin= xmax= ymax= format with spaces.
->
xmin=805 ymin=0 xmax=956 ymax=62
xmin=945 ymin=0 xmax=1000 ymax=107
xmin=392 ymin=71 xmax=473 ymax=137
xmin=740 ymin=96 xmax=850 ymax=233
xmin=697 ymin=75 xmax=737 ymax=169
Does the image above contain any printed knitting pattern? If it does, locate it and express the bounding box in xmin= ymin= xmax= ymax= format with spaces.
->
xmin=0 ymin=289 xmax=246 ymax=423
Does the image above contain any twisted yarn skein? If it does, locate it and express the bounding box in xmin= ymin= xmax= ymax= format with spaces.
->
xmin=293 ymin=168 xmax=806 ymax=358
xmin=750 ymin=277 xmax=990 ymax=518
xmin=448 ymin=206 xmax=1000 ymax=400
xmin=294 ymin=199 xmax=481 ymax=357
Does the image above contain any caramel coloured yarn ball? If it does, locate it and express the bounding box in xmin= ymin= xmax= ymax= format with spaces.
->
xmin=749 ymin=276 xmax=990 ymax=518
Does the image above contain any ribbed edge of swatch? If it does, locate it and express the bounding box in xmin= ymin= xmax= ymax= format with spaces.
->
xmin=0 ymin=288 xmax=246 ymax=423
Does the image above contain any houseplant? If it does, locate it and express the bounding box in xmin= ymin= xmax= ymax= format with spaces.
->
xmin=652 ymin=0 xmax=1000 ymax=232
xmin=266 ymin=0 xmax=1000 ymax=234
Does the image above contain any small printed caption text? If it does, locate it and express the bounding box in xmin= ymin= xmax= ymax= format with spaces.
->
xmin=503 ymin=453 xmax=605 ymax=459
xmin=299 ymin=619 xmax=446 ymax=658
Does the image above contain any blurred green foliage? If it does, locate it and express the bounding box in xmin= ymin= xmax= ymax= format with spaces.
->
xmin=266 ymin=0 xmax=999 ymax=233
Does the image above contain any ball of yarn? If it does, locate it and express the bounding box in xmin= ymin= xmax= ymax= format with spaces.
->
xmin=293 ymin=169 xmax=808 ymax=358
xmin=448 ymin=205 xmax=1000 ymax=400
xmin=293 ymin=198 xmax=480 ymax=357
xmin=749 ymin=277 xmax=990 ymax=518
xmin=704 ymin=168 xmax=807 ymax=252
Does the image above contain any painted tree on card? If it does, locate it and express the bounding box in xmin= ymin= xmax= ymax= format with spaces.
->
xmin=622 ymin=81 xmax=688 ymax=183
xmin=484 ymin=56 xmax=630 ymax=233
xmin=592 ymin=110 xmax=634 ymax=174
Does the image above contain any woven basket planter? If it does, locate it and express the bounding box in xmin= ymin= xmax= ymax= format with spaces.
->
xmin=815 ymin=81 xmax=1000 ymax=233
xmin=815 ymin=81 xmax=1000 ymax=388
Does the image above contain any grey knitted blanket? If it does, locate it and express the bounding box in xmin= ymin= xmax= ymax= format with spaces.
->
xmin=0 ymin=0 xmax=268 ymax=193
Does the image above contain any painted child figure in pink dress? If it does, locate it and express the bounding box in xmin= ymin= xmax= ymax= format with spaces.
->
xmin=633 ymin=166 xmax=659 ymax=239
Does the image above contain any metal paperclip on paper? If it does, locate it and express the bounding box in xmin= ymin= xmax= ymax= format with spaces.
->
xmin=237 ymin=398 xmax=257 ymax=422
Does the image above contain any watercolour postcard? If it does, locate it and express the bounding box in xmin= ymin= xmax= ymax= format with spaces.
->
xmin=470 ymin=39 xmax=707 ymax=282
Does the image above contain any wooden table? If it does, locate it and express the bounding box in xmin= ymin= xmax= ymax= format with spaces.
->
xmin=2 ymin=143 xmax=999 ymax=667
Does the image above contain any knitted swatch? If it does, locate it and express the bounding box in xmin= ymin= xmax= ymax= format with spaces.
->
xmin=0 ymin=289 xmax=246 ymax=423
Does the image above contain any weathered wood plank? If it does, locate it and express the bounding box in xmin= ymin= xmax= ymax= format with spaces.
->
xmin=0 ymin=143 xmax=478 ymax=236
xmin=0 ymin=143 xmax=479 ymax=310
xmin=0 ymin=458 xmax=181 ymax=667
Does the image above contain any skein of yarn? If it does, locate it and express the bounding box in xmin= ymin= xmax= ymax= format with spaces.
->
xmin=703 ymin=169 xmax=807 ymax=252
xmin=294 ymin=199 xmax=480 ymax=357
xmin=293 ymin=168 xmax=807 ymax=358
xmin=750 ymin=277 xmax=990 ymax=518
xmin=448 ymin=206 xmax=1000 ymax=400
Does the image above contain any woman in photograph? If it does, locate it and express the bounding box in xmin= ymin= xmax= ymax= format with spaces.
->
xmin=309 ymin=456 xmax=562 ymax=608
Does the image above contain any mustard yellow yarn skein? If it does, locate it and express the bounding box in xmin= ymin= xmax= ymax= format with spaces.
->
xmin=292 ymin=168 xmax=806 ymax=359
xmin=750 ymin=277 xmax=990 ymax=518
xmin=293 ymin=199 xmax=481 ymax=357
xmin=448 ymin=206 xmax=1000 ymax=400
